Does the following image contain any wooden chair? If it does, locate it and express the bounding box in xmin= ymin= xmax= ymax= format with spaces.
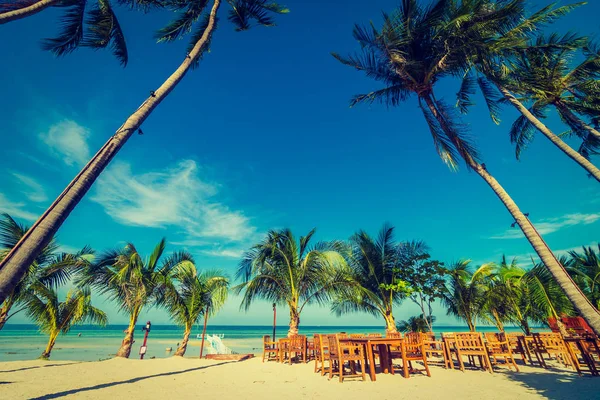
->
xmin=484 ymin=332 xmax=519 ymax=371
xmin=286 ymin=335 xmax=307 ymax=365
xmin=535 ymin=333 xmax=573 ymax=368
xmin=262 ymin=335 xmax=279 ymax=362
xmin=328 ymin=334 xmax=366 ymax=382
xmin=441 ymin=333 xmax=459 ymax=369
xmin=506 ymin=333 xmax=529 ymax=365
xmin=386 ymin=332 xmax=402 ymax=339
xmin=367 ymin=333 xmax=382 ymax=338
xmin=422 ymin=332 xmax=450 ymax=368
xmin=390 ymin=332 xmax=430 ymax=378
xmin=350 ymin=333 xmax=365 ymax=339
xmin=454 ymin=332 xmax=493 ymax=373
xmin=314 ymin=334 xmax=329 ymax=375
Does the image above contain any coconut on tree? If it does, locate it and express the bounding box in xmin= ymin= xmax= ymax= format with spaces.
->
xmin=235 ymin=228 xmax=348 ymax=336
xmin=0 ymin=0 xmax=288 ymax=307
xmin=334 ymin=0 xmax=600 ymax=335
xmin=330 ymin=225 xmax=425 ymax=335
xmin=165 ymin=264 xmax=229 ymax=357
xmin=27 ymin=284 xmax=107 ymax=359
xmin=78 ymin=238 xmax=193 ymax=358
xmin=0 ymin=213 xmax=93 ymax=330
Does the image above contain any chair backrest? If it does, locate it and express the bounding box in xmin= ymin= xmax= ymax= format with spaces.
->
xmin=454 ymin=332 xmax=485 ymax=351
xmin=338 ymin=333 xmax=348 ymax=339
xmin=405 ymin=332 xmax=421 ymax=345
xmin=263 ymin=335 xmax=271 ymax=344
xmin=537 ymin=332 xmax=567 ymax=351
xmin=386 ymin=332 xmax=402 ymax=339
xmin=327 ymin=334 xmax=339 ymax=358
xmin=350 ymin=333 xmax=365 ymax=339
xmin=289 ymin=334 xmax=306 ymax=349
xmin=314 ymin=334 xmax=321 ymax=356
xmin=562 ymin=316 xmax=595 ymax=335
xmin=367 ymin=333 xmax=382 ymax=338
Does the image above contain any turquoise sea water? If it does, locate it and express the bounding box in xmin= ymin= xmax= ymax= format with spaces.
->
xmin=0 ymin=324 xmax=526 ymax=362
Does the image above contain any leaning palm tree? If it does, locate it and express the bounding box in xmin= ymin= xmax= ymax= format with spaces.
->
xmin=27 ymin=284 xmax=107 ymax=359
xmin=78 ymin=238 xmax=193 ymax=357
xmin=330 ymin=225 xmax=425 ymax=334
xmin=568 ymin=245 xmax=600 ymax=310
xmin=454 ymin=1 xmax=600 ymax=181
xmin=165 ymin=264 xmax=229 ymax=356
xmin=0 ymin=213 xmax=92 ymax=330
xmin=334 ymin=0 xmax=600 ymax=335
xmin=235 ymin=228 xmax=348 ymax=336
xmin=0 ymin=0 xmax=288 ymax=306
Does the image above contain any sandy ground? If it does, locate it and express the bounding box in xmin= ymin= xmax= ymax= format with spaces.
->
xmin=0 ymin=356 xmax=596 ymax=400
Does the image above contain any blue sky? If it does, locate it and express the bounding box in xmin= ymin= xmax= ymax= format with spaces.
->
xmin=1 ymin=0 xmax=599 ymax=328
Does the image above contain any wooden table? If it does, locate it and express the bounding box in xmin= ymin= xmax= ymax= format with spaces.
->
xmin=339 ymin=337 xmax=403 ymax=381
xmin=564 ymin=336 xmax=600 ymax=376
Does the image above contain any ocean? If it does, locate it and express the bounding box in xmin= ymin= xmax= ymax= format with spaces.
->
xmin=0 ymin=324 xmax=526 ymax=362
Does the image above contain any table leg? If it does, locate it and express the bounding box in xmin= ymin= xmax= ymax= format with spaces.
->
xmin=379 ymin=344 xmax=390 ymax=374
xmin=367 ymin=342 xmax=376 ymax=381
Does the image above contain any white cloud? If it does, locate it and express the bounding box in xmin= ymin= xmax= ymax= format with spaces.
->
xmin=39 ymin=120 xmax=91 ymax=167
xmin=91 ymin=160 xmax=256 ymax=245
xmin=11 ymin=172 xmax=47 ymax=203
xmin=490 ymin=213 xmax=600 ymax=240
xmin=201 ymin=248 xmax=245 ymax=259
xmin=0 ymin=193 xmax=38 ymax=221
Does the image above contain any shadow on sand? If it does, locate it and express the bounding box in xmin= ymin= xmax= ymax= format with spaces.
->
xmin=30 ymin=361 xmax=230 ymax=399
xmin=0 ymin=362 xmax=82 ymax=374
xmin=504 ymin=367 xmax=596 ymax=400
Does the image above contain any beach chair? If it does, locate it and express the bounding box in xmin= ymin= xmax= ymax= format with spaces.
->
xmin=422 ymin=332 xmax=450 ymax=368
xmin=484 ymin=332 xmax=519 ymax=371
xmin=328 ymin=334 xmax=366 ymax=382
xmin=389 ymin=332 xmax=430 ymax=378
xmin=262 ymin=335 xmax=279 ymax=363
xmin=350 ymin=333 xmax=365 ymax=339
xmin=286 ymin=335 xmax=307 ymax=365
xmin=535 ymin=333 xmax=573 ymax=368
xmin=367 ymin=333 xmax=382 ymax=338
xmin=314 ymin=334 xmax=329 ymax=375
xmin=441 ymin=333 xmax=459 ymax=369
xmin=506 ymin=333 xmax=529 ymax=365
xmin=386 ymin=332 xmax=402 ymax=339
xmin=454 ymin=332 xmax=493 ymax=373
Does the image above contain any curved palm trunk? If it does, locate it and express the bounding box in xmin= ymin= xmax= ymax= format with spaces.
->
xmin=0 ymin=0 xmax=60 ymax=24
xmin=175 ymin=326 xmax=191 ymax=356
xmin=288 ymin=309 xmax=300 ymax=337
xmin=496 ymin=85 xmax=600 ymax=182
xmin=40 ymin=331 xmax=59 ymax=359
xmin=0 ymin=296 xmax=15 ymax=330
xmin=0 ymin=0 xmax=222 ymax=305
xmin=116 ymin=314 xmax=138 ymax=358
xmin=423 ymin=94 xmax=600 ymax=336
xmin=384 ymin=312 xmax=397 ymax=334
xmin=520 ymin=319 xmax=531 ymax=335
xmin=553 ymin=101 xmax=600 ymax=140
xmin=491 ymin=309 xmax=504 ymax=331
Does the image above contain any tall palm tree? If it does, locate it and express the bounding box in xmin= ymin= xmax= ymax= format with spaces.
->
xmin=78 ymin=238 xmax=193 ymax=357
xmin=235 ymin=228 xmax=348 ymax=336
xmin=334 ymin=0 xmax=600 ymax=335
xmin=0 ymin=213 xmax=92 ymax=330
xmin=504 ymin=35 xmax=600 ymax=158
xmin=165 ymin=264 xmax=229 ymax=356
xmin=568 ymin=245 xmax=600 ymax=309
xmin=441 ymin=260 xmax=492 ymax=331
xmin=0 ymin=0 xmax=135 ymax=65
xmin=0 ymin=0 xmax=288 ymax=306
xmin=27 ymin=284 xmax=107 ymax=359
xmin=330 ymin=225 xmax=425 ymax=334
xmin=491 ymin=256 xmax=533 ymax=334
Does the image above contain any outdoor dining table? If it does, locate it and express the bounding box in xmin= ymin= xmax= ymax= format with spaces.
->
xmin=339 ymin=337 xmax=403 ymax=381
xmin=564 ymin=336 xmax=600 ymax=376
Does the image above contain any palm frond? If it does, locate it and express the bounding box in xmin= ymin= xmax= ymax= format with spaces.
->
xmin=41 ymin=0 xmax=87 ymax=57
xmin=227 ymin=0 xmax=289 ymax=32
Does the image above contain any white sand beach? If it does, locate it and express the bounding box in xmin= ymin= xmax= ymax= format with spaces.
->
xmin=0 ymin=356 xmax=596 ymax=400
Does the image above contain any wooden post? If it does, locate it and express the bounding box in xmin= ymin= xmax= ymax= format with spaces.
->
xmin=199 ymin=305 xmax=209 ymax=358
xmin=272 ymin=303 xmax=277 ymax=343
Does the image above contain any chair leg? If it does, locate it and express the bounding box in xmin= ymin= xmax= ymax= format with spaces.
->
xmin=423 ymin=355 xmax=431 ymax=377
xmin=339 ymin=360 xmax=344 ymax=383
xmin=484 ymin=353 xmax=494 ymax=374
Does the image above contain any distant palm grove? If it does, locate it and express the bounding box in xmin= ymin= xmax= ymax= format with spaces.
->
xmin=0 ymin=0 xmax=599 ymax=355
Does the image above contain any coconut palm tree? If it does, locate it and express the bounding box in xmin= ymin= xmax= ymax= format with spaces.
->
xmin=0 ymin=213 xmax=92 ymax=330
xmin=27 ymin=284 xmax=107 ymax=359
xmin=442 ymin=260 xmax=492 ymax=332
xmin=568 ymin=245 xmax=600 ymax=309
xmin=78 ymin=238 xmax=193 ymax=358
xmin=454 ymin=2 xmax=600 ymax=181
xmin=397 ymin=314 xmax=435 ymax=333
xmin=165 ymin=264 xmax=229 ymax=356
xmin=0 ymin=0 xmax=136 ymax=65
xmin=330 ymin=225 xmax=425 ymax=334
xmin=503 ymin=35 xmax=600 ymax=159
xmin=235 ymin=228 xmax=348 ymax=336
xmin=334 ymin=0 xmax=600 ymax=335
xmin=0 ymin=0 xmax=288 ymax=306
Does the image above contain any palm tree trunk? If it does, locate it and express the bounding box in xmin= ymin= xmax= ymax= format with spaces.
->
xmin=116 ymin=316 xmax=138 ymax=358
xmin=175 ymin=327 xmax=191 ymax=357
xmin=520 ymin=319 xmax=531 ymax=336
xmin=40 ymin=331 xmax=58 ymax=359
xmin=423 ymin=94 xmax=600 ymax=336
xmin=491 ymin=309 xmax=504 ymax=331
xmin=553 ymin=101 xmax=600 ymax=139
xmin=0 ymin=0 xmax=222 ymax=305
xmin=384 ymin=312 xmax=397 ymax=334
xmin=495 ymin=85 xmax=600 ymax=182
xmin=0 ymin=297 xmax=14 ymax=331
xmin=288 ymin=309 xmax=300 ymax=337
xmin=0 ymin=0 xmax=60 ymax=25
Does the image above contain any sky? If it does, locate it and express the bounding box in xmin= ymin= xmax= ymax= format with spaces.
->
xmin=1 ymin=0 xmax=599 ymax=328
